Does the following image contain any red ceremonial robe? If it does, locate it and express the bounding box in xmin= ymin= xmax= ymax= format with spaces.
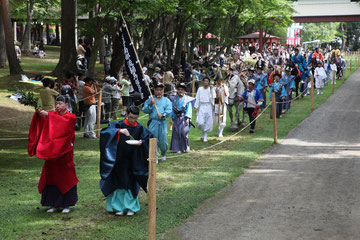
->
xmin=28 ymin=111 xmax=79 ymax=194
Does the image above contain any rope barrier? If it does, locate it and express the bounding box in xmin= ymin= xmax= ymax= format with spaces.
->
xmin=166 ymin=103 xmax=271 ymax=159
xmin=275 ymin=85 xmax=309 ymax=104
xmin=0 ymin=67 xmax=352 ymax=141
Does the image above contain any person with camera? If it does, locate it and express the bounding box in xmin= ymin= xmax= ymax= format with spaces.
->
xmin=83 ymin=77 xmax=98 ymax=138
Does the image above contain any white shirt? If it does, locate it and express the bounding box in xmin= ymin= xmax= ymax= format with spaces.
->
xmin=195 ymin=87 xmax=215 ymax=108
xmin=247 ymin=90 xmax=256 ymax=109
xmin=330 ymin=64 xmax=337 ymax=72
xmin=78 ymin=81 xmax=85 ymax=100
xmin=113 ymin=85 xmax=121 ymax=99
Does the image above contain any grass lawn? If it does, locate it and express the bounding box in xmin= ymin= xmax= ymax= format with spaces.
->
xmin=0 ymin=52 xmax=359 ymax=239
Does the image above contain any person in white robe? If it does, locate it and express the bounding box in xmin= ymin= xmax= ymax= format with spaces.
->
xmin=314 ymin=61 xmax=327 ymax=95
xmin=194 ymin=76 xmax=215 ymax=142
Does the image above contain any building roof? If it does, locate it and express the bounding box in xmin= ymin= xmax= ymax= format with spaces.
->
xmin=293 ymin=1 xmax=360 ymax=17
xmin=238 ymin=32 xmax=281 ymax=40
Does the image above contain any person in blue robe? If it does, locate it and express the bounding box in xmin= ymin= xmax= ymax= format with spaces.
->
xmin=142 ymin=82 xmax=173 ymax=162
xmin=247 ymin=67 xmax=255 ymax=80
xmin=291 ymin=48 xmax=308 ymax=97
xmin=240 ymin=79 xmax=264 ymax=133
xmin=253 ymin=65 xmax=268 ymax=111
xmin=100 ymin=104 xmax=153 ymax=216
xmin=282 ymin=66 xmax=296 ymax=113
xmin=269 ymin=72 xmax=287 ymax=119
xmin=169 ymin=83 xmax=195 ymax=153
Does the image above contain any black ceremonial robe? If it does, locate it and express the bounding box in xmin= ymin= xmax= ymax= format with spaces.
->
xmin=99 ymin=118 xmax=153 ymax=198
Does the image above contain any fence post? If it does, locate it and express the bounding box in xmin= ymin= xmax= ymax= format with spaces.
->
xmin=148 ymin=138 xmax=157 ymax=240
xmin=311 ymin=75 xmax=315 ymax=110
xmin=332 ymin=70 xmax=335 ymax=94
xmin=96 ymin=89 xmax=102 ymax=138
xmin=271 ymin=92 xmax=277 ymax=144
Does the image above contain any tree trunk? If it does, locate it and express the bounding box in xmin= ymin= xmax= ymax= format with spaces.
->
xmin=340 ymin=23 xmax=346 ymax=51
xmin=173 ymin=17 xmax=186 ymax=65
xmin=46 ymin=23 xmax=50 ymax=44
xmin=0 ymin=8 xmax=6 ymax=68
xmin=99 ymin=36 xmax=105 ymax=64
xmin=187 ymin=30 xmax=197 ymax=63
xmin=21 ymin=0 xmax=33 ymax=55
xmin=0 ymin=0 xmax=22 ymax=74
xmin=87 ymin=17 xmax=103 ymax=78
xmin=55 ymin=23 xmax=60 ymax=45
xmin=109 ymin=19 xmax=124 ymax=78
xmin=52 ymin=0 xmax=77 ymax=76
xmin=39 ymin=23 xmax=43 ymax=43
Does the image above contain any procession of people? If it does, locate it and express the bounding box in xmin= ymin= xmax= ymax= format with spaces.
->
xmin=29 ymin=40 xmax=347 ymax=215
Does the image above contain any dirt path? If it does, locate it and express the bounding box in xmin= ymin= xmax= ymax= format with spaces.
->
xmin=165 ymin=69 xmax=360 ymax=240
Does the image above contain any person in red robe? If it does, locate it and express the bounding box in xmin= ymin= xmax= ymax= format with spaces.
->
xmin=28 ymin=95 xmax=79 ymax=213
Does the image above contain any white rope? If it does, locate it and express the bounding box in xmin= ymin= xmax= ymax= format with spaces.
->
xmin=166 ymin=103 xmax=271 ymax=159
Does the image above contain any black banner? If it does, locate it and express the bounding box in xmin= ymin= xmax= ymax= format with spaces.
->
xmin=120 ymin=24 xmax=150 ymax=103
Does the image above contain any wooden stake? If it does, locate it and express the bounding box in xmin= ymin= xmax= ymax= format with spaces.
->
xmin=96 ymin=89 xmax=102 ymax=137
xmin=271 ymin=92 xmax=277 ymax=144
xmin=332 ymin=70 xmax=335 ymax=94
xmin=311 ymin=76 xmax=315 ymax=110
xmin=148 ymin=138 xmax=157 ymax=240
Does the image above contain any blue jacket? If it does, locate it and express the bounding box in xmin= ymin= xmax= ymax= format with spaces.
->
xmin=253 ymin=73 xmax=268 ymax=90
xmin=241 ymin=88 xmax=264 ymax=109
xmin=282 ymin=75 xmax=296 ymax=89
xmin=269 ymin=82 xmax=287 ymax=100
xmin=291 ymin=54 xmax=308 ymax=80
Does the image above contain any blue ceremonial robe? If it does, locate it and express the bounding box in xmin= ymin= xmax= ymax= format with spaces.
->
xmin=169 ymin=95 xmax=194 ymax=152
xmin=269 ymin=82 xmax=287 ymax=119
xmin=291 ymin=54 xmax=308 ymax=81
xmin=254 ymin=72 xmax=268 ymax=110
xmin=142 ymin=96 xmax=173 ymax=157
xmin=99 ymin=119 xmax=153 ymax=212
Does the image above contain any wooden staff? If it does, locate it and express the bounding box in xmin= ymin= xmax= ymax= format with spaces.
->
xmin=271 ymin=92 xmax=277 ymax=144
xmin=192 ymin=75 xmax=196 ymax=97
xmin=96 ymin=89 xmax=102 ymax=138
xmin=311 ymin=75 xmax=315 ymax=110
xmin=217 ymin=93 xmax=223 ymax=126
xmin=148 ymin=138 xmax=157 ymax=240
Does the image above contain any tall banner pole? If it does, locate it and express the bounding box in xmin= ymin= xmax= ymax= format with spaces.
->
xmin=119 ymin=12 xmax=159 ymax=114
xmin=96 ymin=89 xmax=102 ymax=137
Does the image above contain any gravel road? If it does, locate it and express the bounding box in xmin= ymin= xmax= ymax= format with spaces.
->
xmin=165 ymin=70 xmax=360 ymax=240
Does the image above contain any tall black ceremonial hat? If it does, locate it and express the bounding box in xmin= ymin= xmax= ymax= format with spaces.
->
xmin=176 ymin=82 xmax=187 ymax=90
xmin=154 ymin=82 xmax=164 ymax=88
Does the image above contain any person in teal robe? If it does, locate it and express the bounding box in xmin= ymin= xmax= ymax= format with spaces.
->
xmin=100 ymin=104 xmax=153 ymax=216
xmin=142 ymin=82 xmax=173 ymax=162
xmin=269 ymin=72 xmax=287 ymax=119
